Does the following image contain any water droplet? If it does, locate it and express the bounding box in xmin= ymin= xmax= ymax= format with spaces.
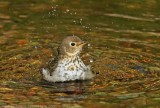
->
xmin=89 ymin=59 xmax=93 ymax=63
xmin=66 ymin=9 xmax=70 ymax=12
xmin=73 ymin=20 xmax=76 ymax=24
xmin=34 ymin=46 xmax=38 ymax=49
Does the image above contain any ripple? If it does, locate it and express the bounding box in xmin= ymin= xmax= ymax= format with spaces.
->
xmin=98 ymin=27 xmax=160 ymax=36
xmin=105 ymin=13 xmax=155 ymax=22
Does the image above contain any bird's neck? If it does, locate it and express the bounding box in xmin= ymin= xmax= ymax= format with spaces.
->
xmin=59 ymin=54 xmax=79 ymax=59
xmin=58 ymin=54 xmax=82 ymax=64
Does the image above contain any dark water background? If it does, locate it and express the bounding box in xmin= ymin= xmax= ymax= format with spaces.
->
xmin=0 ymin=0 xmax=160 ymax=107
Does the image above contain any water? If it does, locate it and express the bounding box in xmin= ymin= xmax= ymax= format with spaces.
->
xmin=0 ymin=0 xmax=160 ymax=107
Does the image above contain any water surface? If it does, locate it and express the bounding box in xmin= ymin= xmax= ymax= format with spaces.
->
xmin=0 ymin=0 xmax=160 ymax=107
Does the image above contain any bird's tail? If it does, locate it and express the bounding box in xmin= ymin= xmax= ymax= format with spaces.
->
xmin=42 ymin=68 xmax=57 ymax=82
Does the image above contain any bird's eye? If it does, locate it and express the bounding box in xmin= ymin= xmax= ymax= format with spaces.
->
xmin=70 ymin=42 xmax=76 ymax=46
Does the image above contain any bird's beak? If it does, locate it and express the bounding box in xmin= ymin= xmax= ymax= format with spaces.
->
xmin=78 ymin=41 xmax=86 ymax=47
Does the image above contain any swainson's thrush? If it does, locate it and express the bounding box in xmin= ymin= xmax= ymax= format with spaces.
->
xmin=42 ymin=36 xmax=94 ymax=82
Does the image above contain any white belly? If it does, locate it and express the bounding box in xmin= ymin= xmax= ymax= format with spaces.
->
xmin=42 ymin=57 xmax=94 ymax=82
xmin=52 ymin=60 xmax=86 ymax=81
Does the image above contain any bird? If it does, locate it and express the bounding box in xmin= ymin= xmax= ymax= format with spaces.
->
xmin=41 ymin=36 xmax=94 ymax=82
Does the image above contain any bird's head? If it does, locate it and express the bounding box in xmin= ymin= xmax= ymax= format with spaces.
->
xmin=60 ymin=36 xmax=86 ymax=56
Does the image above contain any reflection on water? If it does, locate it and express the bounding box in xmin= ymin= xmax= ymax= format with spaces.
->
xmin=0 ymin=0 xmax=160 ymax=107
xmin=37 ymin=81 xmax=90 ymax=102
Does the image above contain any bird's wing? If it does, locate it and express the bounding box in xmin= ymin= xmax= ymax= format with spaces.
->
xmin=45 ymin=47 xmax=60 ymax=76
